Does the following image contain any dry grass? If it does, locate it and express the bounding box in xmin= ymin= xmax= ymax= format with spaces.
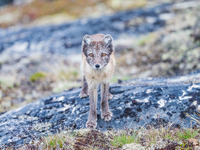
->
xmin=17 ymin=125 xmax=200 ymax=150
xmin=186 ymin=112 xmax=200 ymax=126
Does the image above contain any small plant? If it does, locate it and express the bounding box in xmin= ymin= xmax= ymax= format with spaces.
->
xmin=30 ymin=72 xmax=47 ymax=82
xmin=111 ymin=133 xmax=138 ymax=147
xmin=177 ymin=129 xmax=199 ymax=140
xmin=42 ymin=131 xmax=74 ymax=149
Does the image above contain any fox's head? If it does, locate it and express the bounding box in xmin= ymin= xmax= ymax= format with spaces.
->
xmin=82 ymin=34 xmax=114 ymax=70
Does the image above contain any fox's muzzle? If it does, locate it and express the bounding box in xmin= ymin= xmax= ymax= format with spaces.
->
xmin=95 ymin=64 xmax=100 ymax=69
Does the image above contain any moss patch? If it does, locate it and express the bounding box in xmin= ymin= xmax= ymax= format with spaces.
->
xmin=111 ymin=133 xmax=139 ymax=147
xmin=30 ymin=72 xmax=47 ymax=82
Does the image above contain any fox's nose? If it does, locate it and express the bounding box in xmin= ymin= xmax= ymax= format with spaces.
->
xmin=95 ymin=64 xmax=100 ymax=69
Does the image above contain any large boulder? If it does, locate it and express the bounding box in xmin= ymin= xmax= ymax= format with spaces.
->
xmin=0 ymin=73 xmax=200 ymax=148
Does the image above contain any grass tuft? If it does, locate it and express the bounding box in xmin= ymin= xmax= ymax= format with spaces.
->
xmin=111 ymin=133 xmax=139 ymax=147
xmin=41 ymin=131 xmax=74 ymax=149
xmin=30 ymin=72 xmax=47 ymax=82
xmin=177 ymin=129 xmax=199 ymax=140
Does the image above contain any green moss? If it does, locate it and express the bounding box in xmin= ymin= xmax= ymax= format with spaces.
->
xmin=30 ymin=72 xmax=47 ymax=82
xmin=111 ymin=133 xmax=139 ymax=147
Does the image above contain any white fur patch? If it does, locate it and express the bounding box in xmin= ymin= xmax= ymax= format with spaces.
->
xmin=83 ymin=53 xmax=115 ymax=84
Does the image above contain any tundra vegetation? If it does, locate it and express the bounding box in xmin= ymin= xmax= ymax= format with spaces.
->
xmin=19 ymin=124 xmax=200 ymax=149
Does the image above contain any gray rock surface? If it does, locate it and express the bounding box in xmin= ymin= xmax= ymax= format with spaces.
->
xmin=0 ymin=73 xmax=200 ymax=148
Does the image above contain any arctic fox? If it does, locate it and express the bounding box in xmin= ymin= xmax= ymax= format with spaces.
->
xmin=79 ymin=34 xmax=116 ymax=129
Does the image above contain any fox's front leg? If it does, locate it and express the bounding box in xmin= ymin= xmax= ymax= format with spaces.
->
xmin=86 ymin=84 xmax=97 ymax=129
xmin=101 ymin=83 xmax=112 ymax=121
xmin=79 ymin=75 xmax=88 ymax=98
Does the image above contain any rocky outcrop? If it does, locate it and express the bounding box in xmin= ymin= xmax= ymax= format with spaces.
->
xmin=0 ymin=73 xmax=200 ymax=148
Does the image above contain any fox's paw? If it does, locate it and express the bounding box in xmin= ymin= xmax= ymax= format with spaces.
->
xmin=108 ymin=93 xmax=113 ymax=100
xmin=86 ymin=121 xmax=97 ymax=129
xmin=101 ymin=111 xmax=112 ymax=121
xmin=79 ymin=91 xmax=88 ymax=98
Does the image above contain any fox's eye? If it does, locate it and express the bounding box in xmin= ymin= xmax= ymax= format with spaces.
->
xmin=89 ymin=53 xmax=94 ymax=57
xmin=101 ymin=53 xmax=107 ymax=57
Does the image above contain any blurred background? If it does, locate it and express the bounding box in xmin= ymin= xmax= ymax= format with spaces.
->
xmin=0 ymin=0 xmax=199 ymax=113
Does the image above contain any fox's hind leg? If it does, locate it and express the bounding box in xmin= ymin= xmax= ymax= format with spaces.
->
xmin=79 ymin=75 xmax=88 ymax=98
xmin=107 ymin=83 xmax=113 ymax=100
xmin=108 ymin=92 xmax=113 ymax=100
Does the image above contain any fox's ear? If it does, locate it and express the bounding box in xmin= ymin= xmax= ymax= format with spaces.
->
xmin=83 ymin=35 xmax=92 ymax=45
xmin=103 ymin=34 xmax=113 ymax=45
